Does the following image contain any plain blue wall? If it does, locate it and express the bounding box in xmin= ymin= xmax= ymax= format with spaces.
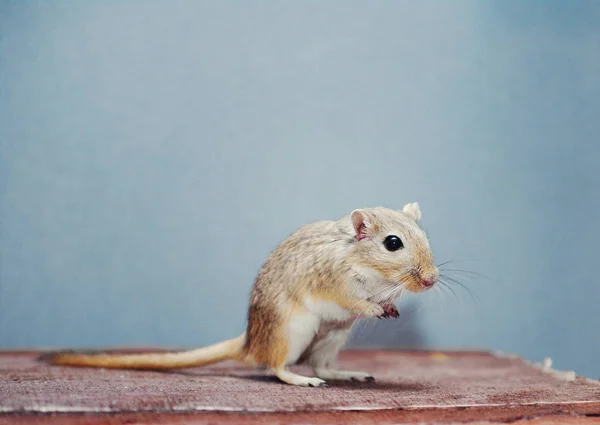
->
xmin=1 ymin=1 xmax=599 ymax=378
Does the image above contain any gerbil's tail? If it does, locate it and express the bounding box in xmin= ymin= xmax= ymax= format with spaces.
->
xmin=39 ymin=333 xmax=246 ymax=370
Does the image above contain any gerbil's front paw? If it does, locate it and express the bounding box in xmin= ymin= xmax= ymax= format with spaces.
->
xmin=363 ymin=302 xmax=385 ymax=318
xmin=379 ymin=303 xmax=399 ymax=319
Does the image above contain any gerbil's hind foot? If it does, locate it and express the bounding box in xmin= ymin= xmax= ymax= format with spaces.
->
xmin=272 ymin=367 xmax=327 ymax=387
xmin=313 ymin=367 xmax=375 ymax=382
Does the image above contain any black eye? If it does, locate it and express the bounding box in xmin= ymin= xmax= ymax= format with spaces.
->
xmin=383 ymin=235 xmax=403 ymax=251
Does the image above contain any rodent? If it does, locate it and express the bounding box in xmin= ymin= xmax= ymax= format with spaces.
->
xmin=41 ymin=202 xmax=439 ymax=387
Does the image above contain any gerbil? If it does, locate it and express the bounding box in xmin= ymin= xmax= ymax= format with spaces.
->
xmin=42 ymin=203 xmax=439 ymax=387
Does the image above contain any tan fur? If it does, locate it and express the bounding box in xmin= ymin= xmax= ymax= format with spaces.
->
xmin=43 ymin=333 xmax=246 ymax=369
xmin=42 ymin=203 xmax=438 ymax=386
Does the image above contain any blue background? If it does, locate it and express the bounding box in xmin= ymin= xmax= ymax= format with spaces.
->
xmin=1 ymin=1 xmax=599 ymax=378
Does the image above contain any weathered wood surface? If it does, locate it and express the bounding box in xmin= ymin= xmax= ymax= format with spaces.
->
xmin=1 ymin=349 xmax=599 ymax=424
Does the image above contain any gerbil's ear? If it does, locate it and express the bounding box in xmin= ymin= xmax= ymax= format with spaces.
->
xmin=351 ymin=209 xmax=374 ymax=241
xmin=402 ymin=202 xmax=422 ymax=222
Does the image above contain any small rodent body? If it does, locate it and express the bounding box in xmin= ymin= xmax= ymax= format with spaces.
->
xmin=44 ymin=203 xmax=439 ymax=387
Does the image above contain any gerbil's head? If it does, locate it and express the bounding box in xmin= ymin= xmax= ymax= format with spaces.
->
xmin=348 ymin=202 xmax=438 ymax=293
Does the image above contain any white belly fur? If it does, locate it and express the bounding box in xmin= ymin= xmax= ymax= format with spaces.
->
xmin=284 ymin=297 xmax=355 ymax=366
xmin=304 ymin=297 xmax=353 ymax=322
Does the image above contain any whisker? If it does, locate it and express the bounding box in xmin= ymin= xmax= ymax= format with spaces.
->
xmin=434 ymin=284 xmax=449 ymax=316
xmin=349 ymin=316 xmax=370 ymax=345
xmin=437 ymin=259 xmax=495 ymax=265
xmin=439 ymin=280 xmax=465 ymax=313
xmin=330 ymin=269 xmax=413 ymax=335
xmin=440 ymin=275 xmax=480 ymax=302
xmin=331 ymin=280 xmax=406 ymax=330
xmin=348 ymin=285 xmax=391 ymax=310
xmin=441 ymin=272 xmax=480 ymax=293
xmin=438 ymin=279 xmax=461 ymax=305
xmin=439 ymin=268 xmax=496 ymax=283
xmin=389 ymin=301 xmax=428 ymax=338
xmin=433 ymin=286 xmax=442 ymax=316
xmin=440 ymin=271 xmax=484 ymax=295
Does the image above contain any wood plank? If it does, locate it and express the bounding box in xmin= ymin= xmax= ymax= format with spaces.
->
xmin=1 ymin=349 xmax=599 ymax=423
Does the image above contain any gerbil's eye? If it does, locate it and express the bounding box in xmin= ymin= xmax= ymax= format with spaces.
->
xmin=383 ymin=235 xmax=403 ymax=251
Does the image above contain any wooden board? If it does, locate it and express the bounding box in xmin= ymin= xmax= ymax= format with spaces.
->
xmin=1 ymin=349 xmax=599 ymax=424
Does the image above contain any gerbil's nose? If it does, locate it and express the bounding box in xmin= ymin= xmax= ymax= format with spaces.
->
xmin=421 ymin=268 xmax=439 ymax=288
xmin=422 ymin=279 xmax=435 ymax=288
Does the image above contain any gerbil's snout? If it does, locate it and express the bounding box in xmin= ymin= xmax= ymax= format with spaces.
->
xmin=421 ymin=278 xmax=436 ymax=288
xmin=406 ymin=266 xmax=439 ymax=292
xmin=421 ymin=267 xmax=439 ymax=289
